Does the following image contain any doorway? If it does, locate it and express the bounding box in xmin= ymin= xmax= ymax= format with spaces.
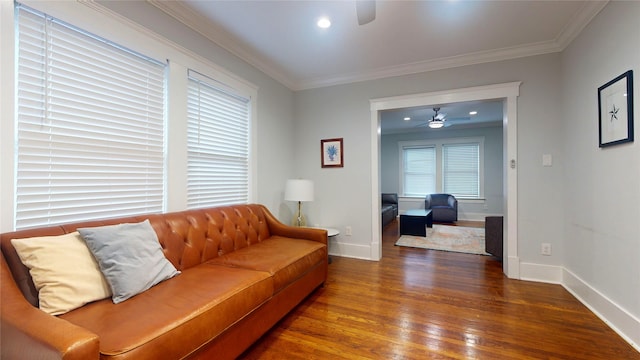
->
xmin=369 ymin=82 xmax=521 ymax=278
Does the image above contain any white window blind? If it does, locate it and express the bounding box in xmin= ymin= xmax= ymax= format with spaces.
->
xmin=187 ymin=70 xmax=251 ymax=208
xmin=402 ymin=146 xmax=436 ymax=196
xmin=15 ymin=5 xmax=166 ymax=230
xmin=443 ymin=143 xmax=480 ymax=198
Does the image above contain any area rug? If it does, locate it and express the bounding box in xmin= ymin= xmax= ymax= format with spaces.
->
xmin=395 ymin=225 xmax=489 ymax=255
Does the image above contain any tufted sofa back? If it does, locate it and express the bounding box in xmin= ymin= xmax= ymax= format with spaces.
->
xmin=1 ymin=204 xmax=273 ymax=307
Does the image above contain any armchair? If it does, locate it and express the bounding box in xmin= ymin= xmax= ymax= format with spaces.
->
xmin=425 ymin=193 xmax=458 ymax=222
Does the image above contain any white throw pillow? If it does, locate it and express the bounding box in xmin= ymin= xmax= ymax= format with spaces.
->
xmin=11 ymin=232 xmax=112 ymax=315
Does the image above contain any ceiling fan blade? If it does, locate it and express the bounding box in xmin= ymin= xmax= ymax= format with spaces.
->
xmin=446 ymin=116 xmax=471 ymax=122
xmin=356 ymin=0 xmax=376 ymax=25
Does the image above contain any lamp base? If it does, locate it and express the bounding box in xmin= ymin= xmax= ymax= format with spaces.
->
xmin=292 ymin=202 xmax=307 ymax=227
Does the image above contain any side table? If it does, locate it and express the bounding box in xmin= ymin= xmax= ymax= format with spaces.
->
xmin=312 ymin=227 xmax=339 ymax=264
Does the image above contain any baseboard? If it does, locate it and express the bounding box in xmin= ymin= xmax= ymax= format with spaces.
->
xmin=518 ymin=262 xmax=640 ymax=351
xmin=460 ymin=212 xmax=503 ymax=222
xmin=562 ymin=268 xmax=640 ymax=352
xmin=506 ymin=256 xmax=520 ymax=279
xmin=519 ymin=262 xmax=563 ymax=284
xmin=328 ymin=240 xmax=373 ymax=260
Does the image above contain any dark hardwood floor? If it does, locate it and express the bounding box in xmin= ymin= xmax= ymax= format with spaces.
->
xmin=240 ymin=219 xmax=639 ymax=359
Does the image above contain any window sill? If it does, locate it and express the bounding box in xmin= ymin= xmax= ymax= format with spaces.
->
xmin=399 ymin=196 xmax=486 ymax=203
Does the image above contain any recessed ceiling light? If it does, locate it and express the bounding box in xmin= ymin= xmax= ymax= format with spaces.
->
xmin=404 ymin=117 xmax=411 ymax=121
xmin=317 ymin=17 xmax=331 ymax=29
xmin=469 ymin=111 xmax=478 ymax=115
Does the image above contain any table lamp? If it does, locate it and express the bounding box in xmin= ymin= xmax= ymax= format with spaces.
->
xmin=284 ymin=179 xmax=314 ymax=227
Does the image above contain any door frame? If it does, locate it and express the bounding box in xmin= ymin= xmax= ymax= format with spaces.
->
xmin=369 ymin=82 xmax=521 ymax=278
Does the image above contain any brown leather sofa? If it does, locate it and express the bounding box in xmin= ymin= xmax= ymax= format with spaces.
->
xmin=1 ymin=204 xmax=328 ymax=360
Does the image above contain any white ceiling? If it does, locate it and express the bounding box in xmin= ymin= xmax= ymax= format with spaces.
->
xmin=380 ymin=99 xmax=505 ymax=134
xmin=150 ymin=0 xmax=606 ymax=91
xmin=149 ymin=0 xmax=606 ymax=133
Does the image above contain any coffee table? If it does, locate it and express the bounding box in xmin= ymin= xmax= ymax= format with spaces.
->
xmin=399 ymin=209 xmax=433 ymax=237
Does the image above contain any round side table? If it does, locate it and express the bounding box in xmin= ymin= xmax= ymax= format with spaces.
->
xmin=323 ymin=227 xmax=340 ymax=237
xmin=313 ymin=227 xmax=339 ymax=263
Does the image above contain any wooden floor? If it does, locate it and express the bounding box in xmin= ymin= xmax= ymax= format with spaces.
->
xmin=240 ymin=220 xmax=639 ymax=359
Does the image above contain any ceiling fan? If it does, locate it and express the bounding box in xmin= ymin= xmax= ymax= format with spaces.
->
xmin=412 ymin=107 xmax=474 ymax=129
xmin=427 ymin=107 xmax=446 ymax=128
xmin=356 ymin=0 xmax=376 ymax=25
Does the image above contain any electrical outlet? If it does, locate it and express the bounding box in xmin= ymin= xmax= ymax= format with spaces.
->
xmin=345 ymin=226 xmax=352 ymax=236
xmin=541 ymin=243 xmax=551 ymax=256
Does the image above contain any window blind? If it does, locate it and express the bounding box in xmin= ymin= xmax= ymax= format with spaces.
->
xmin=15 ymin=5 xmax=166 ymax=229
xmin=443 ymin=143 xmax=480 ymax=197
xmin=403 ymin=146 xmax=436 ymax=196
xmin=187 ymin=70 xmax=250 ymax=208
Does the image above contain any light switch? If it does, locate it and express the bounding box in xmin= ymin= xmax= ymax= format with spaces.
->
xmin=542 ymin=154 xmax=552 ymax=167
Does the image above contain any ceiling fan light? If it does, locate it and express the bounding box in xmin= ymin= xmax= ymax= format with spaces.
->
xmin=429 ymin=120 xmax=444 ymax=129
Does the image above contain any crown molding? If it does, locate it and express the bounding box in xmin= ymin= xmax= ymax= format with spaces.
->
xmin=73 ymin=0 xmax=257 ymax=94
xmin=299 ymin=40 xmax=562 ymax=90
xmin=555 ymin=0 xmax=608 ymax=49
xmin=147 ymin=0 xmax=296 ymax=90
xmin=299 ymin=1 xmax=608 ymax=91
xmin=149 ymin=0 xmax=608 ymax=91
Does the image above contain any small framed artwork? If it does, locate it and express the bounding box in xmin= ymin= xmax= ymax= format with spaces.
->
xmin=321 ymin=138 xmax=344 ymax=168
xmin=598 ymin=70 xmax=634 ymax=147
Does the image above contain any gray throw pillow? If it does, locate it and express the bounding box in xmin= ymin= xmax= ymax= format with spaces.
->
xmin=78 ymin=220 xmax=180 ymax=304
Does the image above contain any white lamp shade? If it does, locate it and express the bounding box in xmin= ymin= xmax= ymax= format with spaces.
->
xmin=284 ymin=179 xmax=314 ymax=202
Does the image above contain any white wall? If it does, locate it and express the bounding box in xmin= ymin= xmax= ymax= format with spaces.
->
xmin=381 ymin=125 xmax=504 ymax=220
xmin=295 ymin=53 xmax=565 ymax=264
xmin=560 ymin=1 xmax=640 ymax=348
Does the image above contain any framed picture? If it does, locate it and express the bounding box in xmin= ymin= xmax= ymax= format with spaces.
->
xmin=598 ymin=70 xmax=634 ymax=147
xmin=321 ymin=138 xmax=344 ymax=168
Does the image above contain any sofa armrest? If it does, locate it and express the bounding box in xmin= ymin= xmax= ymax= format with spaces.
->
xmin=424 ymin=196 xmax=431 ymax=210
xmin=381 ymin=193 xmax=398 ymax=205
xmin=259 ymin=205 xmax=327 ymax=246
xmin=1 ymin=256 xmax=100 ymax=360
xmin=448 ymin=196 xmax=458 ymax=210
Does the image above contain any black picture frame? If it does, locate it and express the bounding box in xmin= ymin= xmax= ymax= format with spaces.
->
xmin=598 ymin=70 xmax=634 ymax=147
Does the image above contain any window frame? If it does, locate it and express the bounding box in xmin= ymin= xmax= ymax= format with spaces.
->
xmin=186 ymin=69 xmax=252 ymax=208
xmin=14 ymin=4 xmax=168 ymax=229
xmin=401 ymin=145 xmax=437 ymax=197
xmin=399 ymin=137 xmax=485 ymax=199
xmin=442 ymin=142 xmax=481 ymax=198
xmin=1 ymin=1 xmax=257 ymax=231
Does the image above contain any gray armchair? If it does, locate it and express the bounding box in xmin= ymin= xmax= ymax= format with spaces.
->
xmin=425 ymin=193 xmax=458 ymax=222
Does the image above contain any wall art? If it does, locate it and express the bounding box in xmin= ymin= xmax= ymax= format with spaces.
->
xmin=598 ymin=70 xmax=633 ymax=147
xmin=321 ymin=138 xmax=344 ymax=168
